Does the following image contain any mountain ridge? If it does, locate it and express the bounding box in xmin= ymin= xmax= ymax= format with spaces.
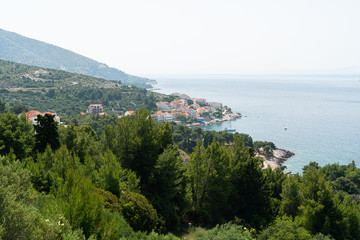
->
xmin=0 ymin=28 xmax=154 ymax=88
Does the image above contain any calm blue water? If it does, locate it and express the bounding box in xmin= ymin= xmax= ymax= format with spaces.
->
xmin=152 ymin=75 xmax=360 ymax=173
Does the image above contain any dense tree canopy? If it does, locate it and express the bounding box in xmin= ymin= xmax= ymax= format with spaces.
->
xmin=0 ymin=110 xmax=360 ymax=239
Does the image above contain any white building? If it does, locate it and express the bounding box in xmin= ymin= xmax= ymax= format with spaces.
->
xmin=158 ymin=102 xmax=170 ymax=111
xmin=125 ymin=111 xmax=135 ymax=116
xmin=179 ymin=93 xmax=191 ymax=100
xmin=208 ymin=102 xmax=222 ymax=109
xmin=152 ymin=111 xmax=165 ymax=122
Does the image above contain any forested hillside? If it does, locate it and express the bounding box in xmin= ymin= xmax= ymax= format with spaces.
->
xmin=0 ymin=59 xmax=160 ymax=116
xmin=0 ymin=28 xmax=154 ymax=88
xmin=1 ymin=108 xmax=360 ymax=240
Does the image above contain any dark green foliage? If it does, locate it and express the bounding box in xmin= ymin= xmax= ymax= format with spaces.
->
xmin=263 ymin=167 xmax=287 ymax=219
xmin=322 ymin=161 xmax=360 ymax=195
xmin=98 ymin=149 xmax=140 ymax=197
xmin=10 ymin=103 xmax=28 ymax=114
xmin=97 ymin=188 xmax=122 ymax=212
xmin=0 ymin=113 xmax=34 ymax=159
xmin=280 ymin=175 xmax=302 ymax=218
xmin=187 ymin=137 xmax=269 ymax=228
xmin=0 ymin=100 xmax=5 ymax=113
xmin=55 ymin=170 xmax=105 ymax=238
xmin=171 ymin=123 xmax=254 ymax=153
xmin=120 ymin=191 xmax=159 ymax=232
xmin=147 ymin=146 xmax=190 ymax=231
xmin=227 ymin=138 xmax=269 ymax=228
xmin=172 ymin=124 xmax=196 ymax=153
xmin=102 ymin=111 xmax=188 ymax=231
xmin=298 ymin=166 xmax=343 ymax=237
xmin=65 ymin=114 xmax=118 ymax=137
xmin=277 ymin=163 xmax=360 ymax=240
xmin=34 ymin=113 xmax=60 ymax=152
xmin=200 ymin=222 xmax=255 ymax=240
xmin=0 ymin=159 xmax=65 ymax=239
xmin=258 ymin=217 xmax=312 ymax=240
xmin=254 ymin=141 xmax=276 ymax=156
xmin=333 ymin=176 xmax=359 ymax=194
xmin=2 ymin=110 xmax=360 ymax=239
xmin=60 ymin=124 xmax=100 ymax=162
xmin=103 ymin=109 xmax=170 ymax=187
xmin=254 ymin=141 xmax=276 ymax=150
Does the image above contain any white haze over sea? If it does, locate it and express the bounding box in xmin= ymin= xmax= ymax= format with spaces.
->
xmin=152 ymin=75 xmax=360 ymax=173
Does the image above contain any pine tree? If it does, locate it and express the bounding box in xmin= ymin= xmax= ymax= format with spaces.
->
xmin=34 ymin=114 xmax=60 ymax=152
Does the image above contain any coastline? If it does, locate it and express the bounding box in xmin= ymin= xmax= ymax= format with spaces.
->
xmin=184 ymin=111 xmax=242 ymax=128
xmin=260 ymin=149 xmax=295 ymax=172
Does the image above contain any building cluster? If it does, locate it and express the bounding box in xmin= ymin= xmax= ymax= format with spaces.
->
xmin=20 ymin=110 xmax=61 ymax=125
xmin=84 ymin=93 xmax=223 ymax=123
xmin=152 ymin=92 xmax=222 ymax=122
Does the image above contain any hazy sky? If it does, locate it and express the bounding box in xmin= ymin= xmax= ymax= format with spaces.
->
xmin=1 ymin=0 xmax=360 ymax=76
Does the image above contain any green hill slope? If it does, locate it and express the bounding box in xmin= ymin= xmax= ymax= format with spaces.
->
xmin=0 ymin=59 xmax=162 ymax=116
xmin=0 ymin=28 xmax=154 ymax=88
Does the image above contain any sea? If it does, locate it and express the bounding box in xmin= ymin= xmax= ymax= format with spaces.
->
xmin=151 ymin=74 xmax=360 ymax=174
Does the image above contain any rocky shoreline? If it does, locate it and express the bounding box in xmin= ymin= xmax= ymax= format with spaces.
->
xmin=260 ymin=148 xmax=295 ymax=172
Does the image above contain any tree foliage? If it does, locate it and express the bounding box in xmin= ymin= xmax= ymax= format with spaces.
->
xmin=34 ymin=113 xmax=60 ymax=152
xmin=0 ymin=113 xmax=34 ymax=159
xmin=1 ymin=110 xmax=360 ymax=239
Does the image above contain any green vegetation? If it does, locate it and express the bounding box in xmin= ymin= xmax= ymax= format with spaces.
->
xmin=0 ymin=59 xmax=161 ymax=116
xmin=254 ymin=141 xmax=276 ymax=156
xmin=1 ymin=109 xmax=360 ymax=239
xmin=2 ymin=61 xmax=357 ymax=239
xmin=0 ymin=28 xmax=154 ymax=88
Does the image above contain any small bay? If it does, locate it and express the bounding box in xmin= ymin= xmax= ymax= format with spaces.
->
xmin=152 ymin=75 xmax=360 ymax=173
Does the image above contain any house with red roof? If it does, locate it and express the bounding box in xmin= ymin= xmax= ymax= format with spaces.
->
xmin=193 ymin=98 xmax=207 ymax=105
xmin=87 ymin=104 xmax=103 ymax=114
xmin=151 ymin=111 xmax=165 ymax=122
xmin=191 ymin=103 xmax=200 ymax=109
xmin=125 ymin=111 xmax=135 ymax=116
xmin=20 ymin=110 xmax=60 ymax=125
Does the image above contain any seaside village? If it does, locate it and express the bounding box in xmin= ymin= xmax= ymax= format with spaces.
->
xmin=151 ymin=92 xmax=241 ymax=126
xmin=19 ymin=92 xmax=240 ymax=127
